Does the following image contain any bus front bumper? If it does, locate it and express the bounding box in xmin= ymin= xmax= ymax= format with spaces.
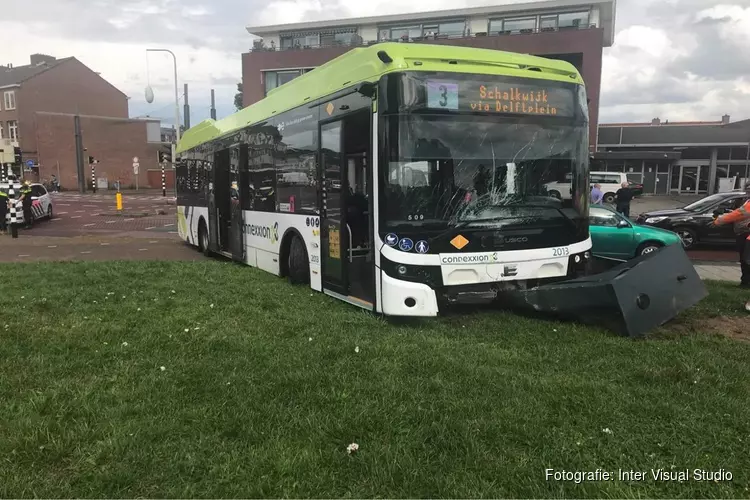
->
xmin=381 ymin=243 xmax=707 ymax=337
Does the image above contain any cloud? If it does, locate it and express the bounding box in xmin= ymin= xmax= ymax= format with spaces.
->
xmin=5 ymin=0 xmax=750 ymax=126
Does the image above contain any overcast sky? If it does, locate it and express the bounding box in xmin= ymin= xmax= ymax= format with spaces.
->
xmin=2 ymin=0 xmax=749 ymax=128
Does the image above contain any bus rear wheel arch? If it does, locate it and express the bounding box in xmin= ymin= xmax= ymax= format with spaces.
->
xmin=280 ymin=230 xmax=310 ymax=285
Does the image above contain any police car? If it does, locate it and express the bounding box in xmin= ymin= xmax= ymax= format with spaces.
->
xmin=2 ymin=181 xmax=54 ymax=225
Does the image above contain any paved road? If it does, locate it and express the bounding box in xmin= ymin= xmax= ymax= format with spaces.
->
xmin=0 ymin=192 xmax=197 ymax=263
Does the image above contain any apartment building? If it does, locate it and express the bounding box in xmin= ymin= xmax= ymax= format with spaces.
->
xmin=243 ymin=0 xmax=617 ymax=150
xmin=0 ymin=54 xmax=167 ymax=189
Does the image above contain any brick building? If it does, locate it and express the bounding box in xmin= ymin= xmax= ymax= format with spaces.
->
xmin=0 ymin=53 xmax=170 ymax=189
xmin=243 ymin=0 xmax=616 ymax=152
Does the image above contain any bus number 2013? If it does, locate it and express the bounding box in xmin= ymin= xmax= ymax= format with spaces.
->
xmin=553 ymin=247 xmax=570 ymax=257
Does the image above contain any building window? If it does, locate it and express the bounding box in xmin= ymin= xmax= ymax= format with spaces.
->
xmin=489 ymin=17 xmax=537 ymax=34
xmin=280 ymin=33 xmax=320 ymax=49
xmin=4 ymin=91 xmax=16 ymax=110
xmin=540 ymin=15 xmax=558 ymax=30
xmin=389 ymin=26 xmax=422 ymax=40
xmin=263 ymin=68 xmax=314 ymax=95
xmin=8 ymin=121 xmax=18 ymax=140
xmin=558 ymin=11 xmax=590 ymax=29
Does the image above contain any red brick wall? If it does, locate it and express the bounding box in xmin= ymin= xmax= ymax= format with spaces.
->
xmin=242 ymin=29 xmax=604 ymax=149
xmin=17 ymin=58 xmax=129 ymax=163
xmin=34 ymin=113 xmax=164 ymax=190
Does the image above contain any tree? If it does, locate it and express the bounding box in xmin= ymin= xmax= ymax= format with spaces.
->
xmin=234 ymin=82 xmax=243 ymax=111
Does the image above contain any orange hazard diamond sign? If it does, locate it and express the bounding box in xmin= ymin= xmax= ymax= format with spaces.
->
xmin=450 ymin=234 xmax=469 ymax=250
xmin=326 ymin=102 xmax=335 ymax=116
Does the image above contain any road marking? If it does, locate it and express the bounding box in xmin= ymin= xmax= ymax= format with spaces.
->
xmin=124 ymin=218 xmax=134 ymax=222
xmin=164 ymin=223 xmax=175 ymax=227
xmin=58 ymin=204 xmax=70 ymax=207
xmin=106 ymin=221 xmax=116 ymax=224
xmin=71 ymin=216 xmax=81 ymax=219
xmin=80 ymin=251 xmax=92 ymax=254
xmin=83 ymin=223 xmax=94 ymax=227
xmin=149 ymin=240 xmax=158 ymax=243
xmin=145 ymin=226 xmax=155 ymax=230
xmin=18 ymin=254 xmax=30 ymax=257
xmin=47 ymin=245 xmax=57 ymax=248
xmin=58 ymin=211 xmax=68 ymax=215
xmin=168 ymin=231 xmax=178 ymax=234
xmin=100 ymin=243 xmax=110 ymax=246
xmin=138 ymin=248 xmax=148 ymax=251
xmin=84 ymin=205 xmax=98 ymax=208
xmin=51 ymin=218 xmax=60 ymax=222
xmin=76 ymin=210 xmax=85 ymax=213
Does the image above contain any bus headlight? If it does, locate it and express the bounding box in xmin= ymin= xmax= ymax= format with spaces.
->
xmin=397 ymin=265 xmax=407 ymax=275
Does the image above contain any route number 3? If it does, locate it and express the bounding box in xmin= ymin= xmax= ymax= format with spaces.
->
xmin=439 ymin=85 xmax=448 ymax=107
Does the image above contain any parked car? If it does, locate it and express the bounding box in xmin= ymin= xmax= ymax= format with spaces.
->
xmin=590 ymin=205 xmax=682 ymax=260
xmin=545 ymin=171 xmax=636 ymax=204
xmin=634 ymin=190 xmax=749 ymax=250
xmin=1 ymin=181 xmax=54 ymax=225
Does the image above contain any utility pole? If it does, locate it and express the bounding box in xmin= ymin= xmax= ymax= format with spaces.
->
xmin=210 ymin=89 xmax=217 ymax=120
xmin=183 ymin=83 xmax=191 ymax=130
xmin=74 ymin=115 xmax=85 ymax=193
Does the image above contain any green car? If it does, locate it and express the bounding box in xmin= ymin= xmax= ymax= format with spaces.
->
xmin=589 ymin=205 xmax=682 ymax=260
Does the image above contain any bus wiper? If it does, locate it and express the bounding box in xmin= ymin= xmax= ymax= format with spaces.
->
xmin=429 ymin=221 xmax=471 ymax=243
xmin=516 ymin=204 xmax=580 ymax=230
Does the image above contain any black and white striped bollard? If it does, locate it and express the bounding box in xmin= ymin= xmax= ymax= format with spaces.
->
xmin=8 ymin=183 xmax=18 ymax=239
xmin=91 ymin=163 xmax=97 ymax=193
xmin=161 ymin=162 xmax=166 ymax=197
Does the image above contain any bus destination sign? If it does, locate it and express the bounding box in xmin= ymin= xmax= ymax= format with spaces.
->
xmin=425 ymin=79 xmax=575 ymax=117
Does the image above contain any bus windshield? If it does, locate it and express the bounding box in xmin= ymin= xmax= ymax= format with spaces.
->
xmin=381 ymin=114 xmax=588 ymax=229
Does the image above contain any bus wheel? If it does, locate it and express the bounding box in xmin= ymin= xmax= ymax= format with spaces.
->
xmin=198 ymin=220 xmax=210 ymax=256
xmin=288 ymin=235 xmax=310 ymax=285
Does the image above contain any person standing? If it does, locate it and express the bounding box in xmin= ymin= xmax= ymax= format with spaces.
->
xmin=590 ymin=183 xmax=604 ymax=205
xmin=615 ymin=181 xmax=634 ymax=218
xmin=0 ymin=184 xmax=8 ymax=234
xmin=712 ymin=183 xmax=750 ymax=290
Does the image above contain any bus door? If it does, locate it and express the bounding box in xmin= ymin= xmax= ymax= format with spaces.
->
xmin=319 ymin=107 xmax=374 ymax=309
xmin=229 ymin=146 xmax=247 ymax=262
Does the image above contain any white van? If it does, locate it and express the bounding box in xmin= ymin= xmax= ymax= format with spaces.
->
xmin=544 ymin=171 xmax=627 ymax=204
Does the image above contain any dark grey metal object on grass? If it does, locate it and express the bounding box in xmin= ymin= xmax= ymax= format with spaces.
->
xmin=503 ymin=244 xmax=708 ymax=337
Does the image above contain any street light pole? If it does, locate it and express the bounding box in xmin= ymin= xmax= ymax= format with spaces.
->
xmin=145 ymin=49 xmax=180 ymax=143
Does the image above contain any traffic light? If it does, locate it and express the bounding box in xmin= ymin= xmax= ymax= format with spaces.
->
xmin=14 ymin=147 xmax=22 ymax=165
xmin=88 ymin=155 xmax=99 ymax=164
xmin=158 ymin=147 xmax=172 ymax=164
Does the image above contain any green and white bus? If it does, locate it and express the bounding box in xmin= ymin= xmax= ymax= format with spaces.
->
xmin=176 ymin=42 xmax=592 ymax=316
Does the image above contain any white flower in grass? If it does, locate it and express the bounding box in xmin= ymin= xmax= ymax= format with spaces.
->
xmin=160 ymin=366 xmax=166 ymax=371
xmin=346 ymin=443 xmax=359 ymax=454
xmin=308 ymin=337 xmax=313 ymax=342
xmin=121 ymin=342 xmax=128 ymax=347
xmin=354 ymin=346 xmax=360 ymax=353
xmin=184 ymin=328 xmax=189 ymax=332
xmin=210 ymin=303 xmax=214 ymax=308
xmin=602 ymin=428 xmax=613 ymax=435
xmin=20 ymin=296 xmax=24 ymax=299
xmin=171 ymin=290 xmax=176 ymax=294
xmin=137 ymin=308 xmax=141 ymax=312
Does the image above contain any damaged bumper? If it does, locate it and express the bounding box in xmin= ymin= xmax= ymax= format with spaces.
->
xmin=497 ymin=243 xmax=708 ymax=337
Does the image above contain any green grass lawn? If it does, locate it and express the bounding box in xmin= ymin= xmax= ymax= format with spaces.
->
xmin=0 ymin=261 xmax=748 ymax=498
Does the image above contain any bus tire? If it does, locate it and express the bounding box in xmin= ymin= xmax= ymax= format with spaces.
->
xmin=198 ymin=219 xmax=210 ymax=256
xmin=288 ymin=234 xmax=309 ymax=285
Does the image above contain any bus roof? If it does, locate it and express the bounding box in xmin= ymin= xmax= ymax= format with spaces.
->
xmin=177 ymin=42 xmax=584 ymax=153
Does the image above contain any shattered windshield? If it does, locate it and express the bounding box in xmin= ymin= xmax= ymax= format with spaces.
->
xmin=381 ymin=114 xmax=588 ymax=228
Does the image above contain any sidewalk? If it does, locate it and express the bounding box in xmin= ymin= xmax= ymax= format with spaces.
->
xmin=693 ymin=262 xmax=741 ymax=282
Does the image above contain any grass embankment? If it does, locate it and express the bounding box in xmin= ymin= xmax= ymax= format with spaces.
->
xmin=0 ymin=261 xmax=748 ymax=498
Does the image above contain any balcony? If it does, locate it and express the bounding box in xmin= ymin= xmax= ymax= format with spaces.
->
xmin=248 ymin=23 xmax=600 ymax=52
